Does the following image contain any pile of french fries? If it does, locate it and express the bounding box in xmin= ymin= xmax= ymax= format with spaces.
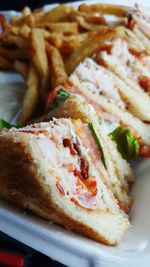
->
xmin=0 ymin=3 xmax=128 ymax=124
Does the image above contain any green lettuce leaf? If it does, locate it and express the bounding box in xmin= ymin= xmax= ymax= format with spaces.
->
xmin=88 ymin=122 xmax=107 ymax=169
xmin=0 ymin=119 xmax=21 ymax=129
xmin=110 ymin=126 xmax=139 ymax=160
xmin=50 ymin=89 xmax=70 ymax=111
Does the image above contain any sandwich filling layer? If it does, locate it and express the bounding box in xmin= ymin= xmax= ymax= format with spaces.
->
xmin=100 ymin=38 xmax=150 ymax=95
xmin=15 ymin=120 xmax=115 ymax=211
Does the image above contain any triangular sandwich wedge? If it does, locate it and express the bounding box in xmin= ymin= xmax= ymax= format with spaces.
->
xmin=45 ymin=87 xmax=135 ymax=213
xmin=0 ymin=119 xmax=130 ymax=245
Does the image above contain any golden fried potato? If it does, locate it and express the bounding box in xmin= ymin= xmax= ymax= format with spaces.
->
xmin=19 ymin=64 xmax=39 ymax=124
xmin=14 ymin=60 xmax=28 ymax=80
xmin=68 ymin=10 xmax=107 ymax=25
xmin=34 ymin=4 xmax=69 ymax=24
xmin=10 ymin=26 xmax=19 ymax=35
xmin=31 ymin=28 xmax=49 ymax=84
xmin=19 ymin=25 xmax=31 ymax=39
xmin=10 ymin=14 xmax=35 ymax=27
xmin=45 ymin=32 xmax=63 ymax=48
xmin=40 ymin=22 xmax=79 ymax=35
xmin=46 ymin=43 xmax=67 ymax=88
xmin=76 ymin=16 xmax=108 ymax=31
xmin=64 ymin=29 xmax=115 ymax=74
xmin=78 ymin=3 xmax=128 ymax=17
xmin=22 ymin=6 xmax=32 ymax=16
xmin=30 ymin=28 xmax=50 ymax=102
xmin=59 ymin=39 xmax=79 ymax=54
xmin=0 ymin=46 xmax=29 ymax=60
xmin=0 ymin=14 xmax=8 ymax=32
xmin=2 ymin=35 xmax=28 ymax=48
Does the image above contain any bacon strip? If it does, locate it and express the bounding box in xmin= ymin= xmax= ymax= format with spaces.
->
xmin=139 ymin=75 xmax=150 ymax=94
xmin=63 ymin=138 xmax=77 ymax=155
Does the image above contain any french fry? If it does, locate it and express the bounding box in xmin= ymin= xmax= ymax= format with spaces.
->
xmin=19 ymin=64 xmax=39 ymax=124
xmin=34 ymin=4 xmax=69 ymax=24
xmin=68 ymin=10 xmax=107 ymax=25
xmin=22 ymin=6 xmax=31 ymax=16
xmin=46 ymin=33 xmax=89 ymax=51
xmin=76 ymin=16 xmax=108 ymax=31
xmin=78 ymin=4 xmax=128 ymax=17
xmin=14 ymin=60 xmax=28 ymax=80
xmin=10 ymin=26 xmax=19 ymax=35
xmin=46 ymin=32 xmax=63 ymax=48
xmin=60 ymin=40 xmax=78 ymax=54
xmin=64 ymin=29 xmax=115 ymax=75
xmin=46 ymin=43 xmax=67 ymax=88
xmin=46 ymin=33 xmax=90 ymax=54
xmin=39 ymin=22 xmax=79 ymax=35
xmin=3 ymin=35 xmax=28 ymax=48
xmin=31 ymin=28 xmax=49 ymax=102
xmin=0 ymin=46 xmax=29 ymax=60
xmin=81 ymin=13 xmax=107 ymax=25
xmin=0 ymin=56 xmax=14 ymax=71
xmin=31 ymin=28 xmax=48 ymax=77
xmin=45 ymin=33 xmax=89 ymax=51
xmin=59 ymin=37 xmax=80 ymax=54
xmin=0 ymin=14 xmax=8 ymax=32
xmin=42 ymin=29 xmax=51 ymax=40
xmin=10 ymin=15 xmax=21 ymax=25
xmin=19 ymin=25 xmax=31 ymax=39
xmin=10 ymin=14 xmax=35 ymax=27
xmin=62 ymin=32 xmax=91 ymax=45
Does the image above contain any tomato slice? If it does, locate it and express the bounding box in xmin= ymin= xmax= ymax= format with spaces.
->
xmin=46 ymin=89 xmax=57 ymax=111
xmin=139 ymin=145 xmax=150 ymax=158
xmin=119 ymin=202 xmax=130 ymax=214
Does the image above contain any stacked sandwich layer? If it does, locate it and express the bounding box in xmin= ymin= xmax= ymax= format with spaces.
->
xmin=0 ymin=3 xmax=150 ymax=246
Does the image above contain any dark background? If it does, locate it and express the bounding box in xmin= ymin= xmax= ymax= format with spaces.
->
xmin=0 ymin=0 xmax=79 ymax=11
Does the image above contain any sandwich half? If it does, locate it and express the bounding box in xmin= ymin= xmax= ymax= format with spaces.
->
xmin=66 ymin=58 xmax=150 ymax=155
xmin=45 ymin=87 xmax=134 ymax=214
xmin=0 ymin=119 xmax=130 ymax=245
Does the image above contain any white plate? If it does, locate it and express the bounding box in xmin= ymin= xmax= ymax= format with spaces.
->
xmin=0 ymin=1 xmax=150 ymax=267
